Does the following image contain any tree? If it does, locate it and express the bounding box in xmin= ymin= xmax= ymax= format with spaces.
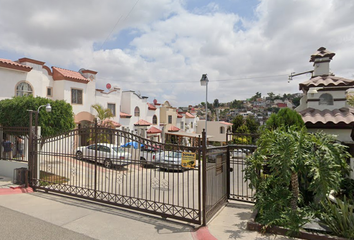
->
xmin=263 ymin=108 xmax=304 ymax=131
xmin=230 ymin=99 xmax=243 ymax=109
xmin=250 ymin=92 xmax=262 ymax=102
xmin=267 ymin=92 xmax=275 ymax=100
xmin=244 ymin=127 xmax=351 ymax=231
xmin=213 ymin=99 xmax=219 ymax=108
xmin=92 ymin=104 xmax=114 ymax=126
xmin=0 ymin=96 xmax=75 ymax=137
xmin=245 ymin=115 xmax=260 ymax=133
xmin=232 ymin=115 xmax=244 ymax=132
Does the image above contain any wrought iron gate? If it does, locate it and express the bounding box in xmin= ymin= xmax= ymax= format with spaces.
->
xmin=226 ymin=131 xmax=258 ymax=203
xmin=28 ymin=123 xmax=202 ymax=224
xmin=26 ymin=125 xmax=257 ymax=225
xmin=202 ymin=145 xmax=228 ymax=225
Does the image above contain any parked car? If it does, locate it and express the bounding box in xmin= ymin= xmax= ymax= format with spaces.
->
xmin=75 ymin=143 xmax=131 ymax=168
xmin=156 ymin=151 xmax=185 ymax=171
xmin=230 ymin=149 xmax=247 ymax=159
xmin=140 ymin=146 xmax=159 ymax=168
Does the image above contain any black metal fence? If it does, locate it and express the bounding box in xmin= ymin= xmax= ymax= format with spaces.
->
xmin=0 ymin=127 xmax=29 ymax=161
xmin=226 ymin=131 xmax=259 ymax=203
xmin=30 ymin=124 xmax=202 ymax=224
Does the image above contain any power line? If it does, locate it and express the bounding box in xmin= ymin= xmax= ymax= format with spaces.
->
xmin=103 ymin=74 xmax=289 ymax=84
xmin=99 ymin=0 xmax=140 ymax=49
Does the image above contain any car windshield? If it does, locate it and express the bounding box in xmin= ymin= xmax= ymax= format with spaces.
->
xmin=166 ymin=151 xmax=181 ymax=158
xmin=112 ymin=147 xmax=124 ymax=153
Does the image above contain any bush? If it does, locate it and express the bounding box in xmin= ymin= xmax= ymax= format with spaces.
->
xmin=319 ymin=196 xmax=354 ymax=239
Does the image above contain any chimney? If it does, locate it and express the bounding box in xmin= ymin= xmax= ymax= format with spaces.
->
xmin=310 ymin=47 xmax=335 ymax=77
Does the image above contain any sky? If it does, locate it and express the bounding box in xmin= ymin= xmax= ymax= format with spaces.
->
xmin=1 ymin=0 xmax=354 ymax=107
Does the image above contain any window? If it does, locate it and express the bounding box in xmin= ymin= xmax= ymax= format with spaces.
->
xmin=220 ymin=126 xmax=225 ymax=134
xmin=107 ymin=103 xmax=116 ymax=116
xmin=319 ymin=93 xmax=333 ymax=105
xmin=190 ymin=122 xmax=193 ymax=128
xmin=168 ymin=115 xmax=172 ymax=124
xmin=71 ymin=89 xmax=83 ymax=104
xmin=134 ymin=107 xmax=140 ymax=117
xmin=16 ymin=82 xmax=33 ymax=96
xmin=180 ymin=121 xmax=184 ymax=129
xmin=47 ymin=87 xmax=52 ymax=97
xmin=152 ymin=115 xmax=157 ymax=124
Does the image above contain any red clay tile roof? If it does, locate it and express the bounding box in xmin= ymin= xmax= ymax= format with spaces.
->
xmin=52 ymin=67 xmax=89 ymax=83
xmin=299 ymin=107 xmax=354 ymax=125
xmin=168 ymin=125 xmax=180 ymax=132
xmin=147 ymin=103 xmax=157 ymax=110
xmin=299 ymin=75 xmax=354 ymax=91
xmin=310 ymin=47 xmax=335 ymax=62
xmin=0 ymin=58 xmax=32 ymax=72
xmin=185 ymin=112 xmax=195 ymax=118
xmin=99 ymin=119 xmax=121 ymax=127
xmin=134 ymin=119 xmax=152 ymax=126
xmin=220 ymin=121 xmax=233 ymax=126
xmin=147 ymin=126 xmax=162 ymax=134
xmin=120 ymin=112 xmax=132 ymax=118
xmin=276 ymin=103 xmax=287 ymax=108
xmin=177 ymin=113 xmax=183 ymax=118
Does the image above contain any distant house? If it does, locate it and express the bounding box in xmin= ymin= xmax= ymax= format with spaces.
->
xmin=196 ymin=120 xmax=232 ymax=144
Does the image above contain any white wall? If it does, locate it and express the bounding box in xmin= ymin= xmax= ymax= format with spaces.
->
xmin=0 ymin=161 xmax=28 ymax=179
xmin=306 ymin=128 xmax=352 ymax=142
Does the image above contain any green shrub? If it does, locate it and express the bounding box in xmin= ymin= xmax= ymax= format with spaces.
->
xmin=319 ymin=196 xmax=354 ymax=239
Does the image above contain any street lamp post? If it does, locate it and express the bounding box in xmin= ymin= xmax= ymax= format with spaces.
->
xmin=28 ymin=103 xmax=52 ymax=181
xmin=200 ymin=74 xmax=209 ymax=145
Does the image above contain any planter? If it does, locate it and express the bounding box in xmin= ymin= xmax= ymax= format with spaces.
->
xmin=246 ymin=209 xmax=349 ymax=240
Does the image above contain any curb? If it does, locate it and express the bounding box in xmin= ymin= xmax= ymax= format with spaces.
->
xmin=0 ymin=186 xmax=33 ymax=195
xmin=191 ymin=226 xmax=217 ymax=240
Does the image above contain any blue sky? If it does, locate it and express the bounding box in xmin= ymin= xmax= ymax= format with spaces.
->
xmin=1 ymin=0 xmax=354 ymax=106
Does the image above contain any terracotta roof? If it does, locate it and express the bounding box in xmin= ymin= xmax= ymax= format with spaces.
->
xmin=177 ymin=113 xmax=183 ymax=118
xmin=0 ymin=58 xmax=32 ymax=72
xmin=147 ymin=103 xmax=157 ymax=110
xmin=99 ymin=119 xmax=121 ymax=127
xmin=147 ymin=126 xmax=162 ymax=134
xmin=185 ymin=112 xmax=195 ymax=118
xmin=310 ymin=47 xmax=335 ymax=62
xmin=120 ymin=112 xmax=132 ymax=118
xmin=299 ymin=75 xmax=354 ymax=91
xmin=134 ymin=119 xmax=152 ymax=126
xmin=299 ymin=107 xmax=354 ymax=125
xmin=220 ymin=121 xmax=233 ymax=126
xmin=168 ymin=125 xmax=180 ymax=132
xmin=276 ymin=103 xmax=287 ymax=108
xmin=52 ymin=67 xmax=89 ymax=83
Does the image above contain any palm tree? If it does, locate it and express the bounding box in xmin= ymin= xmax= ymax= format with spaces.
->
xmin=90 ymin=104 xmax=115 ymax=143
xmin=245 ymin=127 xmax=350 ymax=217
xmin=92 ymin=104 xmax=114 ymax=127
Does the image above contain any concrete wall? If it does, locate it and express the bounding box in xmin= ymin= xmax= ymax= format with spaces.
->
xmin=0 ymin=160 xmax=28 ymax=179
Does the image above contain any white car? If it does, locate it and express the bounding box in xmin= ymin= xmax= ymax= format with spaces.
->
xmin=75 ymin=143 xmax=132 ymax=168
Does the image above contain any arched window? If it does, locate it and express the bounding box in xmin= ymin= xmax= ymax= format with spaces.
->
xmin=319 ymin=93 xmax=333 ymax=105
xmin=152 ymin=115 xmax=157 ymax=124
xmin=220 ymin=126 xmax=225 ymax=134
xmin=134 ymin=107 xmax=140 ymax=117
xmin=16 ymin=82 xmax=33 ymax=96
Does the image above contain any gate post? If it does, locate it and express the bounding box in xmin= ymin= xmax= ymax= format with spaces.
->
xmin=202 ymin=129 xmax=207 ymax=226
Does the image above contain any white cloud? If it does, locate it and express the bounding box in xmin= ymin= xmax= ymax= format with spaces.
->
xmin=1 ymin=0 xmax=354 ymax=106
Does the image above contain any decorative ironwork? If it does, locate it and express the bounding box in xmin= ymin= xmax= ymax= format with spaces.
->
xmin=30 ymin=124 xmax=202 ymax=224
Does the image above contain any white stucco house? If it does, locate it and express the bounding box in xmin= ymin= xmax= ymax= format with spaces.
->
xmin=196 ymin=120 xmax=233 ymax=144
xmin=295 ymin=47 xmax=354 ymax=178
xmin=0 ymin=57 xmax=122 ymax=128
xmin=119 ymin=91 xmax=162 ymax=141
